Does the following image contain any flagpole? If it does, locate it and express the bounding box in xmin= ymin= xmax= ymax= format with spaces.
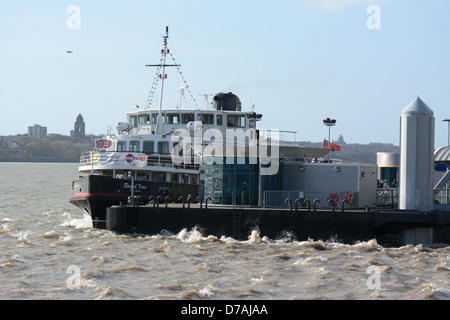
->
xmin=328 ymin=125 xmax=331 ymax=162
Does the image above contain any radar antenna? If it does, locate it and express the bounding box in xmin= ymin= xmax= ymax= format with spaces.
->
xmin=199 ymin=94 xmax=213 ymax=109
xmin=178 ymin=87 xmax=188 ymax=110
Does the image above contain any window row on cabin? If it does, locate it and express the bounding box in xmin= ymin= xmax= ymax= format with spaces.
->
xmin=129 ymin=113 xmax=246 ymax=128
xmin=116 ymin=140 xmax=170 ymax=153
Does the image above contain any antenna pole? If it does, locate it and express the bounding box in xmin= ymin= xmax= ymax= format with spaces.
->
xmin=159 ymin=26 xmax=169 ymax=113
xmin=145 ymin=26 xmax=182 ymax=134
xmin=154 ymin=26 xmax=169 ymax=134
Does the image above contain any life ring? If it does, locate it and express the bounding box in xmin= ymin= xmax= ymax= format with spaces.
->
xmin=346 ymin=192 xmax=353 ymax=204
xmin=327 ymin=193 xmax=339 ymax=207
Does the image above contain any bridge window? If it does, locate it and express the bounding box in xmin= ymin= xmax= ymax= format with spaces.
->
xmin=217 ymin=114 xmax=223 ymax=126
xmin=167 ymin=113 xmax=180 ymax=124
xmin=181 ymin=113 xmax=194 ymax=124
xmin=197 ymin=113 xmax=214 ymax=125
xmin=129 ymin=115 xmax=138 ymax=127
xmin=227 ymin=115 xmax=245 ymax=127
xmin=138 ymin=114 xmax=150 ymax=125
xmin=151 ymin=113 xmax=158 ymax=125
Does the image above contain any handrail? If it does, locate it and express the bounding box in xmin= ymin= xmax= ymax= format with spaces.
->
xmin=79 ymin=151 xmax=200 ymax=170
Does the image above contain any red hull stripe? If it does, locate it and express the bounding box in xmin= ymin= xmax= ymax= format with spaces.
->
xmin=70 ymin=193 xmax=135 ymax=198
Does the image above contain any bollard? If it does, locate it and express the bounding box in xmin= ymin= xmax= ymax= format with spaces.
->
xmin=313 ymin=199 xmax=320 ymax=212
xmin=285 ymin=198 xmax=292 ymax=211
xmin=178 ymin=196 xmax=185 ymax=208
xmin=156 ymin=195 xmax=163 ymax=208
xmin=205 ymin=197 xmax=212 ymax=209
xmin=341 ymin=199 xmax=348 ymax=212
xmin=328 ymin=199 xmax=335 ymax=212
xmin=304 ymin=199 xmax=311 ymax=212
xmin=148 ymin=195 xmax=156 ymax=208
xmin=165 ymin=196 xmax=170 ymax=208
xmin=187 ymin=195 xmax=193 ymax=208
xmin=295 ymin=198 xmax=302 ymax=212
xmin=196 ymin=196 xmax=202 ymax=208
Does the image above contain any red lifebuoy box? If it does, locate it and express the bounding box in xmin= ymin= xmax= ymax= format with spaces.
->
xmin=327 ymin=193 xmax=339 ymax=207
xmin=346 ymin=192 xmax=353 ymax=204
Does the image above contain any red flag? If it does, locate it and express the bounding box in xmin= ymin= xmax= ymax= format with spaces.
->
xmin=330 ymin=143 xmax=341 ymax=151
xmin=323 ymin=139 xmax=340 ymax=151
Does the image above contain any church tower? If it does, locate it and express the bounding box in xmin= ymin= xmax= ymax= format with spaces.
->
xmin=71 ymin=113 xmax=85 ymax=138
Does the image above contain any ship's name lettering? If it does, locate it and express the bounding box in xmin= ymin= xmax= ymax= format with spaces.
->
xmin=123 ymin=183 xmax=147 ymax=190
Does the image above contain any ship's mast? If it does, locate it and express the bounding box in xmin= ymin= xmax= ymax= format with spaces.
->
xmin=145 ymin=26 xmax=180 ymax=134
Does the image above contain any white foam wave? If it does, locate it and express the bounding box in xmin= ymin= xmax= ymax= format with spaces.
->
xmin=176 ymin=227 xmax=204 ymax=243
xmin=95 ymin=287 xmax=135 ymax=300
xmin=175 ymin=227 xmax=220 ymax=243
xmin=247 ymin=230 xmax=263 ymax=244
xmin=14 ymin=230 xmax=30 ymax=244
xmin=0 ymin=224 xmax=10 ymax=234
xmin=250 ymin=277 xmax=264 ymax=284
xmin=60 ymin=212 xmax=92 ymax=229
xmin=39 ymin=230 xmax=62 ymax=239
xmin=292 ymin=255 xmax=327 ymax=266
xmin=353 ymin=239 xmax=382 ymax=251
xmin=198 ymin=284 xmax=215 ymax=298
xmin=219 ymin=235 xmax=238 ymax=243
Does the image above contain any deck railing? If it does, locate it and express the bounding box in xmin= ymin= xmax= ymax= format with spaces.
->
xmin=377 ymin=188 xmax=450 ymax=207
xmin=79 ymin=151 xmax=200 ymax=171
xmin=376 ymin=188 xmax=399 ymax=207
xmin=263 ymin=188 xmax=450 ymax=209
xmin=263 ymin=190 xmax=359 ymax=209
xmin=434 ymin=188 xmax=450 ymax=205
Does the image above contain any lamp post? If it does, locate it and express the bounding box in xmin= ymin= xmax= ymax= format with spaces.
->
xmin=323 ymin=118 xmax=336 ymax=162
xmin=443 ymin=119 xmax=450 ymax=192
xmin=443 ymin=118 xmax=450 ymax=147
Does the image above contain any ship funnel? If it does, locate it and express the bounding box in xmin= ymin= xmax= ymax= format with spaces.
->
xmin=212 ymin=92 xmax=241 ymax=111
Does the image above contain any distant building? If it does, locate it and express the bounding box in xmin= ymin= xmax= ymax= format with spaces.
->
xmin=70 ymin=113 xmax=86 ymax=138
xmin=28 ymin=124 xmax=47 ymax=138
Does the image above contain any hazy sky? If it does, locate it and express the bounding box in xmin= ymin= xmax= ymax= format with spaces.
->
xmin=1 ymin=0 xmax=449 ymax=147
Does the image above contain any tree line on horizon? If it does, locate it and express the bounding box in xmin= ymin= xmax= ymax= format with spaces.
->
xmin=1 ymin=133 xmax=400 ymax=164
xmin=0 ymin=135 xmax=92 ymax=162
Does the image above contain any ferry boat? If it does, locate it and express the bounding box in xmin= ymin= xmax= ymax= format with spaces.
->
xmin=69 ymin=26 xmax=330 ymax=228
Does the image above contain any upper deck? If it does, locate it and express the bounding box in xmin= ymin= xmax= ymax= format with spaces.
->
xmin=125 ymin=107 xmax=260 ymax=136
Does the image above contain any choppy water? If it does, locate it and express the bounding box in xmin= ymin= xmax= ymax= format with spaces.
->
xmin=1 ymin=162 xmax=449 ymax=301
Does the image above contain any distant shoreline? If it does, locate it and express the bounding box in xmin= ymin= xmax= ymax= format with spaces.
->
xmin=0 ymin=157 xmax=78 ymax=163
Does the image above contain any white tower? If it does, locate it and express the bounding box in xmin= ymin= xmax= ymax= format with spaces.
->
xmin=399 ymin=96 xmax=435 ymax=212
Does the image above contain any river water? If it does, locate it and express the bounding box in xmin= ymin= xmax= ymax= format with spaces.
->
xmin=1 ymin=162 xmax=449 ymax=301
